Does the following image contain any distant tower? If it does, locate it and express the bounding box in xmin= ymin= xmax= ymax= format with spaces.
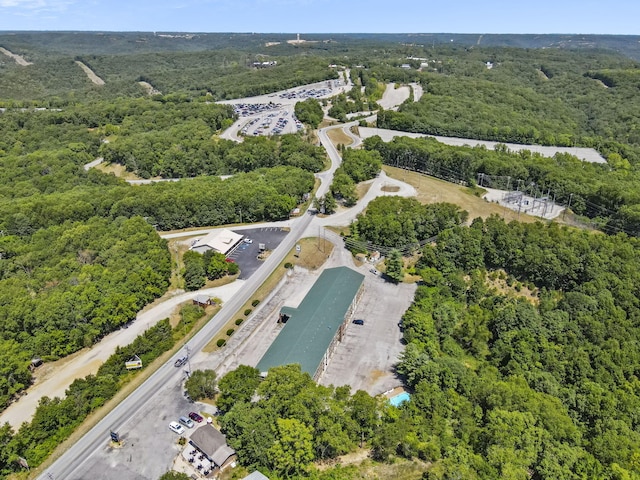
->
xmin=297 ymin=33 xmax=300 ymax=42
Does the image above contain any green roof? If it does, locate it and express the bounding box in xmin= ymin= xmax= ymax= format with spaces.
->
xmin=257 ymin=266 xmax=365 ymax=377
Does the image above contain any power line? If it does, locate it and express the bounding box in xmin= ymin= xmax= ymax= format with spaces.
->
xmin=379 ymin=158 xmax=639 ymax=237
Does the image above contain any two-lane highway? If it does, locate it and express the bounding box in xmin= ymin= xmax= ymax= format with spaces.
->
xmin=38 ymin=122 xmax=347 ymax=480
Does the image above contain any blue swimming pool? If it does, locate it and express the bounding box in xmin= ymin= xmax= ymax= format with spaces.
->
xmin=389 ymin=392 xmax=410 ymax=407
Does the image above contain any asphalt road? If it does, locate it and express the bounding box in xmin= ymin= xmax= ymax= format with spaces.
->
xmin=37 ymin=119 xmax=349 ymax=480
xmin=39 ymin=206 xmax=315 ymax=480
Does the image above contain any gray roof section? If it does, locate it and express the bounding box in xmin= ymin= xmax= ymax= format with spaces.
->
xmin=243 ymin=472 xmax=270 ymax=480
xmin=257 ymin=266 xmax=364 ymax=376
xmin=193 ymin=294 xmax=210 ymax=304
xmin=189 ymin=424 xmax=235 ymax=467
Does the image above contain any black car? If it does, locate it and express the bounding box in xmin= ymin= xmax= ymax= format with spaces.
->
xmin=353 ymin=319 xmax=365 ymax=325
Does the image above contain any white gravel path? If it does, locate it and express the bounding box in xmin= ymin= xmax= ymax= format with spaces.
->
xmin=359 ymin=127 xmax=606 ymax=164
xmin=0 ymin=282 xmax=244 ymax=429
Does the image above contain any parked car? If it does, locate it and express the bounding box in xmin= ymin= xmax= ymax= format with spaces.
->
xmin=174 ymin=356 xmax=188 ymax=367
xmin=369 ymin=268 xmax=379 ymax=275
xmin=169 ymin=421 xmax=185 ymax=435
xmin=353 ymin=319 xmax=365 ymax=325
xmin=244 ymin=238 xmax=253 ymax=244
xmin=189 ymin=411 xmax=204 ymax=423
xmin=179 ymin=416 xmax=195 ymax=428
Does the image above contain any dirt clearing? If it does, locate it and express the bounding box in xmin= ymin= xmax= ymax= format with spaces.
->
xmin=75 ymin=60 xmax=105 ymax=85
xmin=0 ymin=47 xmax=32 ymax=66
xmin=377 ymin=83 xmax=410 ymax=110
xmin=138 ymin=81 xmax=162 ymax=95
xmin=95 ymin=162 xmax=143 ymax=180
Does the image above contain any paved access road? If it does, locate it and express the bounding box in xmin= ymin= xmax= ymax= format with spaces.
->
xmin=38 ymin=208 xmax=315 ymax=480
xmin=36 ymin=123 xmax=348 ymax=480
xmin=38 ymin=117 xmax=418 ymax=480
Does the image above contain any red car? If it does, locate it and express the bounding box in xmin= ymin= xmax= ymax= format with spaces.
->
xmin=189 ymin=411 xmax=204 ymax=423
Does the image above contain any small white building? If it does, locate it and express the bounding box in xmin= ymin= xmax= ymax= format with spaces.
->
xmin=190 ymin=229 xmax=243 ymax=255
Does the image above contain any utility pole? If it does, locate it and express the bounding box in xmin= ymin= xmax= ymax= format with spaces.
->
xmin=563 ymin=193 xmax=573 ymax=220
xmin=184 ymin=344 xmax=191 ymax=377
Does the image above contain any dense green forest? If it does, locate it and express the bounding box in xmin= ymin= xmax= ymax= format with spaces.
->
xmin=218 ymin=364 xmax=384 ymax=478
xmin=375 ymin=48 xmax=640 ymax=163
xmin=394 ymin=216 xmax=640 ymax=479
xmin=0 ymin=216 xmax=171 ymax=409
xmin=348 ymin=196 xmax=468 ymax=252
xmin=101 ymin=127 xmax=326 ymax=178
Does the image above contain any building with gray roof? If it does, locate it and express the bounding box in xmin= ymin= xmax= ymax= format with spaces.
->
xmin=188 ymin=424 xmax=236 ymax=470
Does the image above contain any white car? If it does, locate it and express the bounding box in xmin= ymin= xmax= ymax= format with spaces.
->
xmin=244 ymin=238 xmax=253 ymax=244
xmin=169 ymin=421 xmax=185 ymax=435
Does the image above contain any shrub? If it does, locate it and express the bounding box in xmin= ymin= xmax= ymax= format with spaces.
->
xmin=226 ymin=328 xmax=235 ymax=336
xmin=251 ymin=299 xmax=260 ymax=307
xmin=244 ymin=308 xmax=252 ymax=316
xmin=235 ymin=318 xmax=244 ymax=326
xmin=216 ymin=339 xmax=226 ymax=347
xmin=284 ymin=262 xmax=293 ymax=269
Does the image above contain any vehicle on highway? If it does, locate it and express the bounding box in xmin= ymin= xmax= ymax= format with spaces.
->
xmin=169 ymin=421 xmax=185 ymax=435
xmin=174 ymin=355 xmax=188 ymax=367
xmin=189 ymin=411 xmax=204 ymax=423
xmin=179 ymin=416 xmax=195 ymax=428
xmin=353 ymin=319 xmax=365 ymax=325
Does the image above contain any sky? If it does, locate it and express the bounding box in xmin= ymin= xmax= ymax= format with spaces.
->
xmin=0 ymin=0 xmax=639 ymax=35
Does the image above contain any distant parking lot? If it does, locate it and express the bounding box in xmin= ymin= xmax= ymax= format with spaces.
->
xmin=227 ymin=227 xmax=289 ymax=279
xmin=219 ymin=78 xmax=345 ymax=138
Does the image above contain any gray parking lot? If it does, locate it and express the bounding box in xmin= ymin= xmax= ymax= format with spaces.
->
xmin=318 ymin=270 xmax=417 ymax=396
xmin=68 ymin=371 xmax=204 ymax=480
xmin=227 ymin=227 xmax=289 ymax=279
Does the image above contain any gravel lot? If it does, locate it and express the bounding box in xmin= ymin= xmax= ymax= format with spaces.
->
xmin=359 ymin=127 xmax=606 ymax=164
xmin=318 ymin=271 xmax=416 ymax=395
xmin=377 ymin=83 xmax=411 ymax=110
xmin=214 ymin=231 xmax=417 ymax=396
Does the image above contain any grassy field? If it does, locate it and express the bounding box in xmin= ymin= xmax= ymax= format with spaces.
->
xmin=203 ymin=236 xmax=334 ymax=353
xmin=327 ymin=126 xmax=354 ymax=148
xmin=383 ymin=165 xmax=541 ymax=224
xmin=95 ymin=161 xmax=142 ymax=180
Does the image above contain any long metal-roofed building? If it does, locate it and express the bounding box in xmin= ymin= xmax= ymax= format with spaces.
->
xmin=257 ymin=266 xmax=365 ymax=380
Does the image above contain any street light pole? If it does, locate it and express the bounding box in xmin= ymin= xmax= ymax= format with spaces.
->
xmin=185 ymin=344 xmax=191 ymax=377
